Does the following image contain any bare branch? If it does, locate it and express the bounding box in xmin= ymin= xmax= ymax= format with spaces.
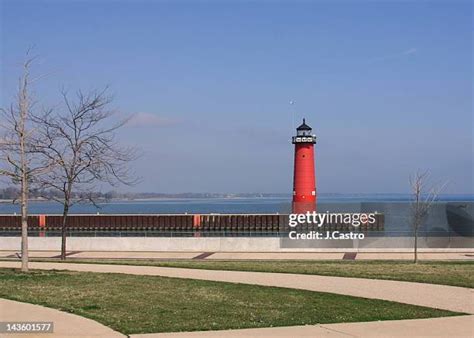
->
xmin=410 ymin=170 xmax=447 ymax=263
xmin=0 ymin=51 xmax=53 ymax=272
xmin=34 ymin=86 xmax=139 ymax=259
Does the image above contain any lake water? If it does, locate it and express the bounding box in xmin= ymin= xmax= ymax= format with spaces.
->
xmin=0 ymin=194 xmax=472 ymax=214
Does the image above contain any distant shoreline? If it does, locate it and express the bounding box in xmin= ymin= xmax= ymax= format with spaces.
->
xmin=1 ymin=194 xmax=473 ymax=204
xmin=0 ymin=197 xmax=291 ymax=204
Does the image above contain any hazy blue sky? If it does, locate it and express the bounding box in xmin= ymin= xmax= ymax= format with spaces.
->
xmin=1 ymin=0 xmax=472 ymax=194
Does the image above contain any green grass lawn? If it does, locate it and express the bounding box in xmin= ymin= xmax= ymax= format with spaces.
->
xmin=0 ymin=268 xmax=462 ymax=335
xmin=43 ymin=259 xmax=474 ymax=288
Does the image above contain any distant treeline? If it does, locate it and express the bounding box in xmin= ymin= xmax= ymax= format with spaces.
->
xmin=0 ymin=187 xmax=289 ymax=201
xmin=0 ymin=187 xmax=112 ymax=201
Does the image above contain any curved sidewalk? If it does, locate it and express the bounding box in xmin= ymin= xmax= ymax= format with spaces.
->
xmin=1 ymin=261 xmax=472 ymax=313
xmin=0 ymin=298 xmax=124 ymax=338
xmin=132 ymin=315 xmax=474 ymax=338
xmin=1 ymin=298 xmax=472 ymax=338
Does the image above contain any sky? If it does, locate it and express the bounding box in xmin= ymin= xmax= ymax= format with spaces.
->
xmin=1 ymin=0 xmax=472 ymax=194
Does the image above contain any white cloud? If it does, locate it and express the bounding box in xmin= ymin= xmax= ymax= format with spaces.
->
xmin=401 ymin=48 xmax=418 ymax=56
xmin=126 ymin=112 xmax=179 ymax=128
xmin=371 ymin=48 xmax=418 ymax=62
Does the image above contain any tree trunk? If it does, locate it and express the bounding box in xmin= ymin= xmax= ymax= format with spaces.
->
xmin=19 ymin=90 xmax=29 ymax=272
xmin=414 ymin=224 xmax=418 ymax=264
xmin=20 ymin=173 xmax=29 ymax=272
xmin=60 ymin=202 xmax=69 ymax=260
xmin=413 ymin=194 xmax=420 ymax=264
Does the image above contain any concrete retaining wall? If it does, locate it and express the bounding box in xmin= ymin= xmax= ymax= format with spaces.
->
xmin=0 ymin=237 xmax=281 ymax=252
xmin=1 ymin=237 xmax=473 ymax=252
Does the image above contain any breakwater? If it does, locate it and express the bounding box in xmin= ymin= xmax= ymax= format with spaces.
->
xmin=0 ymin=213 xmax=384 ymax=236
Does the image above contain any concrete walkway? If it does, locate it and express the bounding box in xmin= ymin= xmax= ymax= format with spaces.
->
xmin=0 ymin=298 xmax=124 ymax=338
xmin=1 ymin=250 xmax=473 ymax=260
xmin=132 ymin=315 xmax=474 ymax=338
xmin=1 ymin=261 xmax=472 ymax=313
xmin=1 ymin=261 xmax=473 ymax=337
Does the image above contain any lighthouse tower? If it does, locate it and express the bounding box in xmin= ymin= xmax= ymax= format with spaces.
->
xmin=292 ymin=118 xmax=317 ymax=213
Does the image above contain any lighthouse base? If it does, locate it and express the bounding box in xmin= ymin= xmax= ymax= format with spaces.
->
xmin=292 ymin=201 xmax=317 ymax=214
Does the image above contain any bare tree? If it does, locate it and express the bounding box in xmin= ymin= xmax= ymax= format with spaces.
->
xmin=410 ymin=171 xmax=444 ymax=263
xmin=0 ymin=55 xmax=51 ymax=272
xmin=36 ymin=88 xmax=138 ymax=260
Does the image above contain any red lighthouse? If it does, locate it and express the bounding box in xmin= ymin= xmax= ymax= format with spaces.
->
xmin=292 ymin=118 xmax=317 ymax=213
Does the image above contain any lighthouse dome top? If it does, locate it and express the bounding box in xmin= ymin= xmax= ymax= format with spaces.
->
xmin=293 ymin=118 xmax=316 ymax=144
xmin=296 ymin=118 xmax=312 ymax=131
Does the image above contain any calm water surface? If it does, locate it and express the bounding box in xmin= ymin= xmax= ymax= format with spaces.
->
xmin=0 ymin=194 xmax=471 ymax=214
